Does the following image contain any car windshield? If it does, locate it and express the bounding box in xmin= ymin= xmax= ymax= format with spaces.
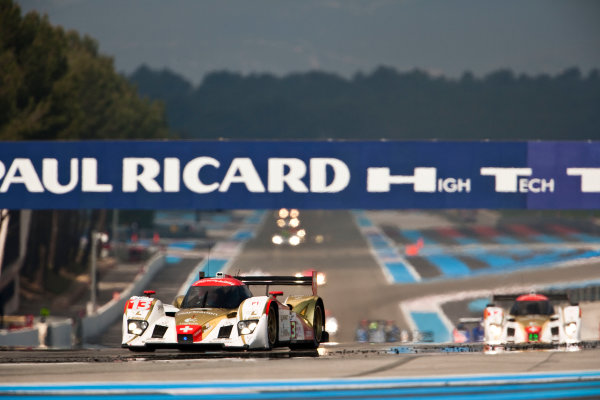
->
xmin=510 ymin=300 xmax=555 ymax=316
xmin=181 ymin=285 xmax=252 ymax=309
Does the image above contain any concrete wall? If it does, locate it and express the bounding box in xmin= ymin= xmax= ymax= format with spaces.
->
xmin=0 ymin=319 xmax=77 ymax=349
xmin=48 ymin=320 xmax=73 ymax=349
xmin=0 ymin=326 xmax=39 ymax=347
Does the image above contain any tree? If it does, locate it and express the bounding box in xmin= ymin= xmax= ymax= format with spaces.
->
xmin=0 ymin=0 xmax=172 ymax=299
xmin=0 ymin=1 xmax=67 ymax=139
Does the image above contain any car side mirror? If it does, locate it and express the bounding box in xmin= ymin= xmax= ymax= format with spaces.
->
xmin=173 ymin=295 xmax=184 ymax=308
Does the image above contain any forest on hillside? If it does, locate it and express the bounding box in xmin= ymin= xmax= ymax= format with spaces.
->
xmin=129 ymin=65 xmax=600 ymax=141
xmin=0 ymin=0 xmax=170 ymax=299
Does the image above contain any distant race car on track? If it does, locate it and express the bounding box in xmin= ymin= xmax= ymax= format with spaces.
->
xmin=122 ymin=271 xmax=327 ymax=351
xmin=483 ymin=292 xmax=581 ymax=352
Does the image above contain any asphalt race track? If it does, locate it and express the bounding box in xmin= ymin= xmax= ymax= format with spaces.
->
xmin=229 ymin=210 xmax=402 ymax=343
xmin=2 ymin=345 xmax=600 ymax=398
xmin=2 ymin=210 xmax=600 ymax=399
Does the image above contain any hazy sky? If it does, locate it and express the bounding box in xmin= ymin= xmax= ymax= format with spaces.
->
xmin=17 ymin=0 xmax=600 ymax=84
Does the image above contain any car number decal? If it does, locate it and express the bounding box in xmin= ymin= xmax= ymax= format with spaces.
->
xmin=290 ymin=321 xmax=296 ymax=339
xmin=128 ymin=299 xmax=152 ymax=310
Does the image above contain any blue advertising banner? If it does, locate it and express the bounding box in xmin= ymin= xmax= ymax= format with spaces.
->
xmin=0 ymin=140 xmax=597 ymax=210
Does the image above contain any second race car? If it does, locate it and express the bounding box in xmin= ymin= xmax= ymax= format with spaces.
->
xmin=483 ymin=292 xmax=581 ymax=352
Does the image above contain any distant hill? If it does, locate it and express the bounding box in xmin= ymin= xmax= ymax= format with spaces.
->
xmin=129 ymin=65 xmax=600 ymax=140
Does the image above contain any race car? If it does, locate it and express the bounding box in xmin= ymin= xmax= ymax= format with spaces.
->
xmin=483 ymin=292 xmax=581 ymax=351
xmin=122 ymin=271 xmax=327 ymax=351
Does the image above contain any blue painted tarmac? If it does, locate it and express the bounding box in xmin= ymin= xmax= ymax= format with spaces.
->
xmin=2 ymin=371 xmax=599 ymax=399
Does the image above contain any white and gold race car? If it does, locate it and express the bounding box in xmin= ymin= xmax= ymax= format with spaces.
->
xmin=122 ymin=271 xmax=327 ymax=351
xmin=483 ymin=293 xmax=581 ymax=352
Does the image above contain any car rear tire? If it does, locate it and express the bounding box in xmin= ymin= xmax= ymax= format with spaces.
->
xmin=311 ymin=304 xmax=324 ymax=347
xmin=290 ymin=303 xmax=324 ymax=350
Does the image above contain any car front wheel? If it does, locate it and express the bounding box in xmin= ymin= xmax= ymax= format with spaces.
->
xmin=266 ymin=306 xmax=278 ymax=350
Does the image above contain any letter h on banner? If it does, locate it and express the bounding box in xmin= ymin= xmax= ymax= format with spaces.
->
xmin=367 ymin=167 xmax=436 ymax=193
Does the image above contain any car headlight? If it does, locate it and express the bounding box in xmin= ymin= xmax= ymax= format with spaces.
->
xmin=237 ymin=320 xmax=259 ymax=335
xmin=272 ymin=235 xmax=283 ymax=245
xmin=289 ymin=235 xmax=300 ymax=246
xmin=565 ymin=322 xmax=577 ymax=338
xmin=127 ymin=320 xmax=149 ymax=335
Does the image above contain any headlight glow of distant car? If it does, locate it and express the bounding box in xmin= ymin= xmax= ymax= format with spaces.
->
xmin=488 ymin=324 xmax=502 ymax=340
xmin=272 ymin=235 xmax=283 ymax=245
xmin=289 ymin=235 xmax=301 ymax=246
xmin=238 ymin=320 xmax=259 ymax=335
xmin=565 ymin=322 xmax=577 ymax=338
xmin=316 ymin=272 xmax=326 ymax=286
xmin=325 ymin=317 xmax=338 ymax=335
xmin=127 ymin=320 xmax=149 ymax=335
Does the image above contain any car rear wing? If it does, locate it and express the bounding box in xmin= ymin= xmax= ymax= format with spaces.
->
xmin=491 ymin=293 xmax=574 ymax=304
xmin=233 ymin=271 xmax=318 ymax=296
